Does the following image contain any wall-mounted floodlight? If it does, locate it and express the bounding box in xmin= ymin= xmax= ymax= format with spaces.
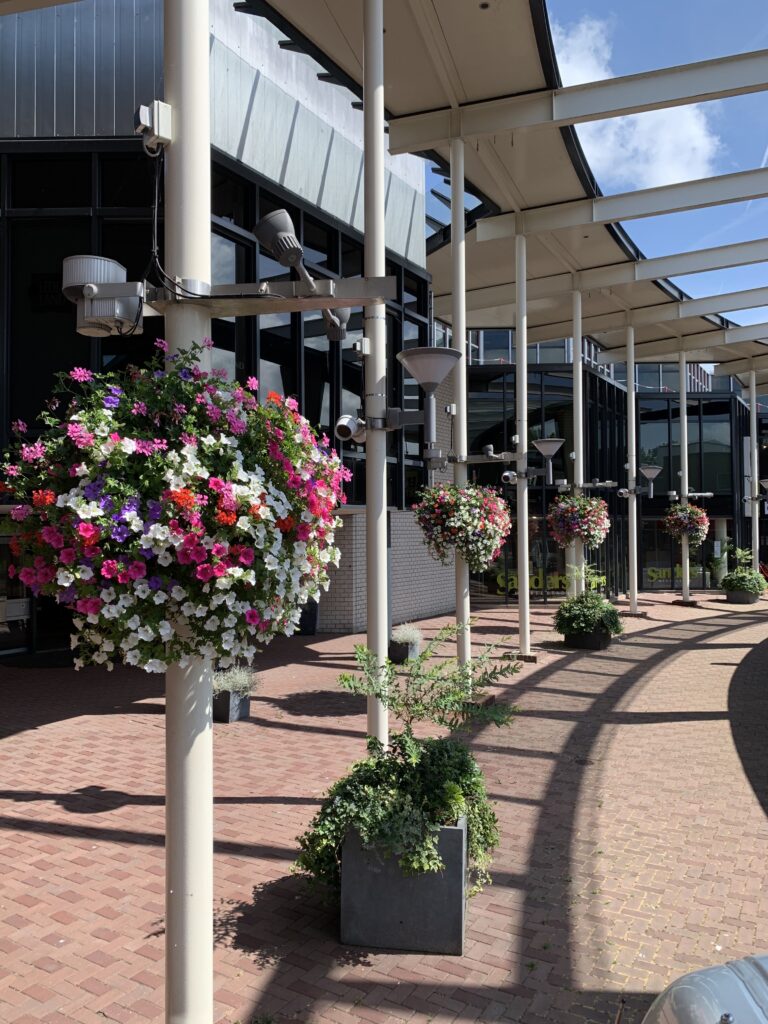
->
xmin=639 ymin=464 xmax=663 ymax=499
xmin=327 ymin=306 xmax=351 ymax=342
xmin=334 ymin=414 xmax=367 ymax=445
xmin=530 ymin=437 xmax=565 ymax=485
xmin=62 ymin=255 xmax=143 ymax=336
xmin=253 ymin=209 xmax=303 ymax=268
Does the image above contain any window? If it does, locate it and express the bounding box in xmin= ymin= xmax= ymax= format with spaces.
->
xmin=11 ymin=156 xmax=91 ymax=207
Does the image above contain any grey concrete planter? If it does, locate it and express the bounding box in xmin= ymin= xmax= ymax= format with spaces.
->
xmin=387 ymin=640 xmax=421 ymax=664
xmin=212 ymin=691 xmax=250 ymax=723
xmin=340 ymin=816 xmax=467 ymax=955
xmin=563 ymin=630 xmax=612 ymax=650
xmin=725 ymin=590 xmax=762 ymax=605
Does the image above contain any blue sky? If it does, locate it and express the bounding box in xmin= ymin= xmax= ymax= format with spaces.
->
xmin=546 ymin=0 xmax=768 ymax=325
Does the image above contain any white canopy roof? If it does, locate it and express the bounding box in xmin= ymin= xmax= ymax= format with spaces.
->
xmin=255 ymin=0 xmax=768 ymax=367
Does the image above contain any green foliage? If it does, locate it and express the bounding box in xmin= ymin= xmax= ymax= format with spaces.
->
xmin=294 ymin=623 xmax=518 ymax=897
xmin=294 ymin=733 xmax=501 ymax=896
xmin=554 ymin=590 xmax=624 ymax=637
xmin=721 ymin=566 xmax=767 ymax=594
xmin=390 ymin=621 xmax=423 ymax=646
xmin=338 ymin=623 xmax=518 ymax=733
xmin=212 ymin=666 xmax=254 ymax=696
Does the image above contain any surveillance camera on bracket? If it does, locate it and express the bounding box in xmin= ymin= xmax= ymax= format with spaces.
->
xmin=501 ymin=469 xmax=517 ymax=485
xmin=62 ymin=255 xmax=143 ymax=337
xmin=334 ymin=414 xmax=367 ymax=444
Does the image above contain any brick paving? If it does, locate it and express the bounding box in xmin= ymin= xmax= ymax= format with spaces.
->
xmin=0 ymin=593 xmax=767 ymax=1023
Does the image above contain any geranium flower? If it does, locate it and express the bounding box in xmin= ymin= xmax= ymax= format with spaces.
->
xmin=69 ymin=367 xmax=94 ymax=383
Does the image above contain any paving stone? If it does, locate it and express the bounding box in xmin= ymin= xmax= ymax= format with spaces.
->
xmin=1 ymin=595 xmax=767 ymax=1022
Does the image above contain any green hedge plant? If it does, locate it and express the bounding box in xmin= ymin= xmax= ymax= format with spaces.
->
xmin=554 ymin=590 xmax=623 ymax=638
xmin=294 ymin=623 xmax=518 ymax=897
xmin=721 ymin=547 xmax=767 ymax=595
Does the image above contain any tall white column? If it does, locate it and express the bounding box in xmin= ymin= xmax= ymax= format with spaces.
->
xmin=451 ymin=138 xmax=471 ymax=664
xmin=163 ymin=2 xmax=213 ymax=1021
xmin=750 ymin=370 xmax=760 ymax=570
xmin=363 ymin=0 xmax=388 ymax=745
xmin=515 ymin=234 xmax=531 ymax=656
xmin=626 ymin=326 xmax=638 ymax=613
xmin=572 ymin=292 xmax=584 ymax=596
xmin=679 ymin=353 xmax=690 ymax=602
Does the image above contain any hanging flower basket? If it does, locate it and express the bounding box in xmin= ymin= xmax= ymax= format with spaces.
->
xmin=662 ymin=503 xmax=709 ymax=549
xmin=413 ymin=483 xmax=512 ymax=573
xmin=547 ymin=495 xmax=610 ymax=549
xmin=2 ymin=340 xmax=349 ymax=672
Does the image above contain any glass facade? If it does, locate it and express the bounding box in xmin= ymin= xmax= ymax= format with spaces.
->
xmin=467 ymin=364 xmax=629 ymax=602
xmin=0 ymin=142 xmax=430 ymax=650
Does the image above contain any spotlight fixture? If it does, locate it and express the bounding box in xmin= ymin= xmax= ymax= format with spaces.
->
xmin=253 ymin=209 xmax=303 ymax=267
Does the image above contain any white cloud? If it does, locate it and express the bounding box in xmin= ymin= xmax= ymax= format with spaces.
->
xmin=552 ymin=17 xmax=722 ymax=191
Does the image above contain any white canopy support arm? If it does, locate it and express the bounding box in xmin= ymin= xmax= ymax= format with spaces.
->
xmin=518 ymin=285 xmax=768 ymax=344
xmin=389 ymin=48 xmax=768 ymax=153
xmin=477 ymin=167 xmax=768 ymax=239
xmin=432 ymin=237 xmax=768 ymax=319
xmin=597 ymin=321 xmax=768 ymax=363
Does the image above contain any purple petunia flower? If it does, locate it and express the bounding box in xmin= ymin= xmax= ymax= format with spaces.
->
xmin=111 ymin=524 xmax=131 ymax=542
xmin=148 ymin=576 xmax=163 ymax=591
xmin=103 ymin=394 xmax=121 ymax=409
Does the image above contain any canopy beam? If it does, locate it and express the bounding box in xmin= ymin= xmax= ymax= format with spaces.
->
xmin=389 ymin=49 xmax=768 ymax=154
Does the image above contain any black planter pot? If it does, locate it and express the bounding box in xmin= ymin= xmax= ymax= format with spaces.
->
xmin=212 ymin=691 xmax=250 ymax=723
xmin=388 ymin=640 xmax=421 ymax=664
xmin=562 ymin=630 xmax=612 ymax=650
xmin=297 ymin=598 xmax=319 ymax=635
xmin=340 ymin=817 xmax=467 ymax=955
xmin=725 ymin=591 xmax=762 ymax=605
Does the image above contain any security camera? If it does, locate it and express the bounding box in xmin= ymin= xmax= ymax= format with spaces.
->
xmin=501 ymin=469 xmax=517 ymax=485
xmin=617 ymin=488 xmax=629 ymax=498
xmin=334 ymin=414 xmax=367 ymax=444
xmin=62 ymin=255 xmax=143 ymax=337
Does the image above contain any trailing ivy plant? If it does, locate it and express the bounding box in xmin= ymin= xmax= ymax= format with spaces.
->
xmin=294 ymin=623 xmax=518 ymax=897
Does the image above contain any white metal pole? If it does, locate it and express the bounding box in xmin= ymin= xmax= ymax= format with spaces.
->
xmin=515 ymin=234 xmax=531 ymax=655
xmin=451 ymin=138 xmax=471 ymax=664
xmin=626 ymin=326 xmax=638 ymax=613
xmin=679 ymin=352 xmax=690 ymax=602
xmin=750 ymin=370 xmax=760 ymax=570
xmin=363 ymin=0 xmax=388 ymax=745
xmin=163 ymin=2 xmax=213 ymax=1021
xmin=572 ymin=292 xmax=584 ymax=595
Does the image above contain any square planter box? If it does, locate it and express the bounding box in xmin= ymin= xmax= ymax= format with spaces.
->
xmin=340 ymin=816 xmax=466 ymax=955
xmin=725 ymin=591 xmax=761 ymax=605
xmin=563 ymin=630 xmax=612 ymax=650
xmin=212 ymin=691 xmax=250 ymax=723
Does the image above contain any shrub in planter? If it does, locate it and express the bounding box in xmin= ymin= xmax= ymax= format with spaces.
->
xmin=554 ymin=590 xmax=624 ymax=650
xmin=212 ymin=665 xmax=254 ymax=722
xmin=413 ymin=483 xmax=512 ymax=572
xmin=721 ymin=548 xmax=767 ymax=604
xmin=388 ymin=621 xmax=423 ymax=664
xmin=1 ymin=340 xmax=348 ymax=672
xmin=294 ymin=624 xmax=519 ymax=951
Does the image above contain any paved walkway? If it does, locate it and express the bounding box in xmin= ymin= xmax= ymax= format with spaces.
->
xmin=1 ymin=594 xmax=767 ymax=1023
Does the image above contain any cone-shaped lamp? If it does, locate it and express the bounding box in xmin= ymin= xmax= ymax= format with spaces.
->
xmin=396 ymin=346 xmax=462 ymax=393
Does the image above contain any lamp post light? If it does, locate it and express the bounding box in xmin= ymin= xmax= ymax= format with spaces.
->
xmin=396 ymin=346 xmax=463 ymax=475
xmin=639 ymin=464 xmax=663 ymax=500
xmin=530 ymin=437 xmax=566 ymax=486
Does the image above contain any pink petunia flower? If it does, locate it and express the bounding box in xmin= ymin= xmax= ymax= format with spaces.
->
xmin=246 ymin=376 xmax=259 ymax=391
xmin=69 ymin=367 xmax=94 ymax=383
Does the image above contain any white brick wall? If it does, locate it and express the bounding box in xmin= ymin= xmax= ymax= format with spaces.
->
xmin=316 ymin=376 xmax=459 ymax=634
